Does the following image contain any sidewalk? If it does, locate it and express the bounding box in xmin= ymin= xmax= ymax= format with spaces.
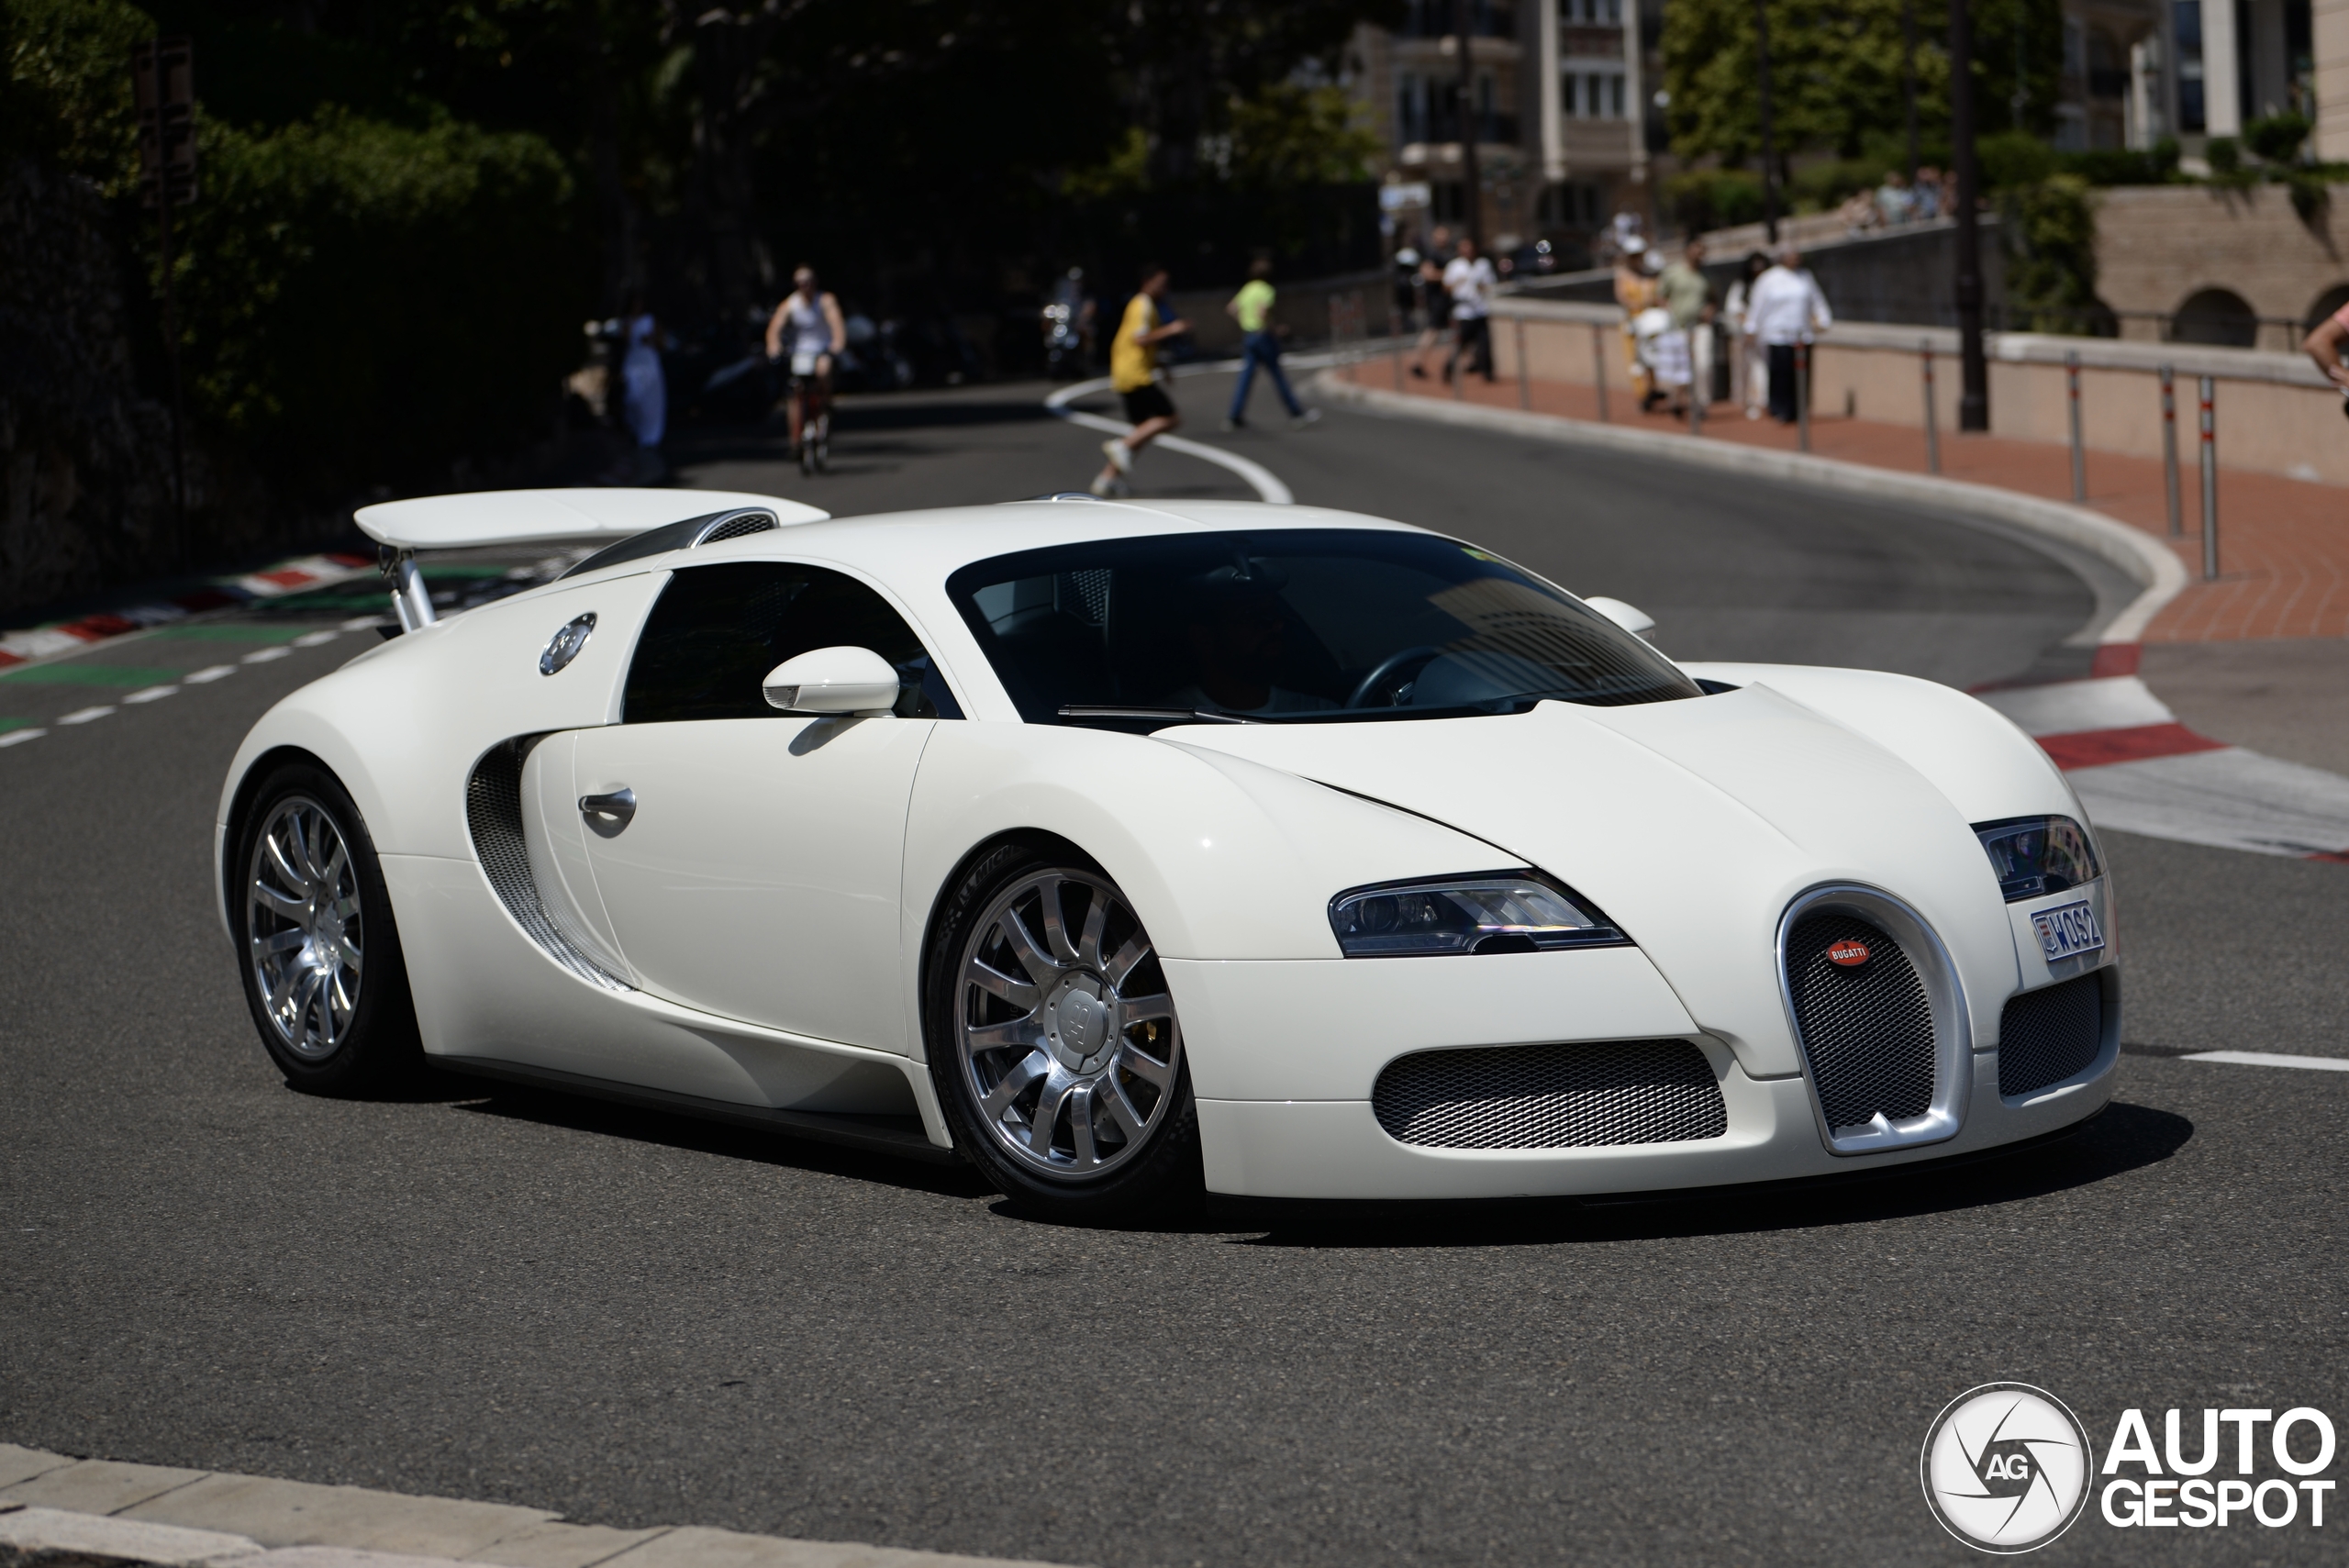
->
xmin=1336 ymin=360 xmax=2349 ymax=642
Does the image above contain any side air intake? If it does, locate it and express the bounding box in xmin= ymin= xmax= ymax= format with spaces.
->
xmin=465 ymin=739 xmax=632 ymax=991
xmin=1373 ymin=1040 xmax=1728 ymax=1150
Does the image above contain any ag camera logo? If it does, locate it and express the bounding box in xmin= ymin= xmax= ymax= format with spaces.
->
xmin=1920 ymin=1383 xmax=2094 ymax=1552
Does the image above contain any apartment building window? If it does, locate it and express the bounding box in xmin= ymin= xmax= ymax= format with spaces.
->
xmin=2175 ymin=0 xmax=2205 ymax=131
xmin=1559 ymin=0 xmax=1622 ymax=23
xmin=1564 ymin=64 xmax=1628 ymax=118
xmin=1397 ymin=72 xmax=1431 ymax=143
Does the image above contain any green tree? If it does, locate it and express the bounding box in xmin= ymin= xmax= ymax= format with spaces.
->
xmin=1662 ymin=0 xmax=2059 ymax=168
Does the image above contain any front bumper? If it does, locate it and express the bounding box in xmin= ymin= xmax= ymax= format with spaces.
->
xmin=1169 ymin=951 xmax=2120 ymax=1201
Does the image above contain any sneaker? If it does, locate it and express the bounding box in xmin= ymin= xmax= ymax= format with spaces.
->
xmin=1101 ymin=438 xmax=1132 ymax=474
xmin=1289 ymin=409 xmax=1320 ymax=428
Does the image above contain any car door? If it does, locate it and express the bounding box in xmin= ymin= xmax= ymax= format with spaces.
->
xmin=562 ymin=560 xmax=960 ymax=1051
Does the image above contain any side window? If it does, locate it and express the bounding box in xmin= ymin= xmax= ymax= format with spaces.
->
xmin=623 ymin=562 xmax=963 ymax=723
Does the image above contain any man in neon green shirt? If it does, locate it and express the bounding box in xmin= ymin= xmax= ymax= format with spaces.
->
xmin=1222 ymin=258 xmax=1317 ymax=431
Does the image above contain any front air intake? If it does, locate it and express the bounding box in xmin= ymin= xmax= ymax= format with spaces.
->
xmin=1783 ymin=913 xmax=1936 ymax=1132
xmin=1998 ymin=973 xmax=2103 ymax=1096
xmin=1372 ymin=1040 xmax=1728 ymax=1150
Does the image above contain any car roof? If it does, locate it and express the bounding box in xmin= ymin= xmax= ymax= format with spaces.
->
xmin=557 ymin=496 xmax=1431 ymax=587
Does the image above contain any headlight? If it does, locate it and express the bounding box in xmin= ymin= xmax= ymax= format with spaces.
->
xmin=1973 ymin=815 xmax=2102 ymax=902
xmin=1329 ymin=871 xmax=1626 ymax=957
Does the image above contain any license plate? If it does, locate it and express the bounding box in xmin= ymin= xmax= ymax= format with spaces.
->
xmin=2031 ymin=900 xmax=2104 ymax=962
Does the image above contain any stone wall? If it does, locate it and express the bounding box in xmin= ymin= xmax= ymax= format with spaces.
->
xmin=2094 ymin=183 xmax=2349 ymax=349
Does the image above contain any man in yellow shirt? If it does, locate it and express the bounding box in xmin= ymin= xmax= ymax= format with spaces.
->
xmin=1090 ymin=263 xmax=1189 ymax=496
xmin=1221 ymin=257 xmax=1317 ymax=431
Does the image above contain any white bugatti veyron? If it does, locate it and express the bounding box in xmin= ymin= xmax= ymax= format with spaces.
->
xmin=218 ymin=488 xmax=2119 ymax=1219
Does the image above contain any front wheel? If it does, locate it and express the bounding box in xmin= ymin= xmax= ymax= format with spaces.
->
xmin=231 ymin=762 xmax=420 ymax=1095
xmin=925 ymin=843 xmax=1199 ymax=1222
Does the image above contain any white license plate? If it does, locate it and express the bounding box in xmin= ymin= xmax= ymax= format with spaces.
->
xmin=2031 ymin=900 xmax=2105 ymax=962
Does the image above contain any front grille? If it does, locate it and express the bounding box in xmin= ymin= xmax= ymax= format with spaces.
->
xmin=466 ymin=739 xmax=630 ymax=991
xmin=1785 ymin=914 xmax=1936 ymax=1131
xmin=1998 ymin=973 xmax=2102 ymax=1095
xmin=1373 ymin=1040 xmax=1727 ymax=1150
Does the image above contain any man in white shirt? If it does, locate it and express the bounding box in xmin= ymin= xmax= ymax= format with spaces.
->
xmin=1742 ymin=248 xmax=1832 ymax=423
xmin=1442 ymin=237 xmax=1498 ymax=384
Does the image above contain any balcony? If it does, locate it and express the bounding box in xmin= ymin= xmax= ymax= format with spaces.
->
xmin=1398 ymin=0 xmax=1516 ymax=39
xmin=1397 ymin=109 xmax=1523 ymax=147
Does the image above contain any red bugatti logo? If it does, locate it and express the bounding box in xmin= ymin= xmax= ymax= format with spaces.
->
xmin=1827 ymin=938 xmax=1872 ymax=967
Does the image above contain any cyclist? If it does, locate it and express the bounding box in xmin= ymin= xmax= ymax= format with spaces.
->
xmin=764 ymin=266 xmax=847 ymax=473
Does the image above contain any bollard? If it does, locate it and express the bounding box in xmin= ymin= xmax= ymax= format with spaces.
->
xmin=2159 ymin=364 xmax=2181 ymax=537
xmin=2065 ymin=350 xmax=2087 ymax=502
xmin=1690 ymin=341 xmax=1707 ymax=438
xmin=2198 ymin=375 xmax=2219 ymax=580
xmin=1796 ymin=341 xmax=1811 ymax=452
xmin=1392 ymin=334 xmax=1404 ymax=391
xmin=1920 ymin=340 xmax=1941 ymax=474
xmin=1592 ymin=322 xmax=1609 ymax=423
xmin=1515 ymin=317 xmax=1531 ymax=409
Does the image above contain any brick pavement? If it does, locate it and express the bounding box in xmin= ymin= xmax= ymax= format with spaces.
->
xmin=1338 ymin=359 xmax=2349 ymax=641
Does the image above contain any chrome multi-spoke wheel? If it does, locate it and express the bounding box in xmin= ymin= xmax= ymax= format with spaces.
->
xmin=245 ymin=795 xmax=364 ymax=1061
xmin=953 ymin=868 xmax=1182 ymax=1182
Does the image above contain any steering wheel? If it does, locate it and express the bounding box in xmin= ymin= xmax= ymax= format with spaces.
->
xmin=1347 ymin=645 xmax=1441 ymax=709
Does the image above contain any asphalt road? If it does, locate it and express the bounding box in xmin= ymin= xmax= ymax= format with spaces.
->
xmin=4 ymin=374 xmax=2343 ymax=1567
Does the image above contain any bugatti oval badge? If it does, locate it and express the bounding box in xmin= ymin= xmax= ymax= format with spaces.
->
xmin=539 ymin=612 xmax=596 ymax=676
xmin=1827 ymin=938 xmax=1872 ymax=967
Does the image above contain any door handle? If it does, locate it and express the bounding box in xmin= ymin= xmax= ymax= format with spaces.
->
xmin=579 ymin=786 xmax=636 ymax=838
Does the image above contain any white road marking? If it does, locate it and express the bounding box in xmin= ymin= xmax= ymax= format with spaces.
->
xmin=293 ymin=629 xmax=340 ymax=647
xmin=2068 ymin=747 xmax=2349 ymax=858
xmin=241 ymin=645 xmax=291 ymax=663
xmin=340 ymin=614 xmax=384 ymax=630
xmin=1044 ymin=377 xmax=1295 ymax=505
xmin=183 ymin=665 xmax=237 ymax=684
xmin=123 ymin=685 xmax=178 ymax=703
xmin=2183 ymin=1050 xmax=2349 ymax=1072
xmin=1976 ymin=675 xmax=2175 ymax=737
xmin=0 ymin=728 xmax=47 ymax=748
xmin=58 ymin=706 xmax=115 ymax=725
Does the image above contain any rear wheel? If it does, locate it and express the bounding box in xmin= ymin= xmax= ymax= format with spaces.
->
xmin=231 ymin=762 xmax=420 ymax=1095
xmin=926 ymin=842 xmax=1198 ymax=1222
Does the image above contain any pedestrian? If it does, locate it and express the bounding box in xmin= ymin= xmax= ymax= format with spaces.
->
xmin=1410 ymin=224 xmax=1455 ymax=379
xmin=1914 ymin=166 xmax=1944 ymax=220
xmin=1722 ymin=250 xmax=1771 ymax=419
xmin=1443 ymin=236 xmax=1497 ymax=384
xmin=618 ymin=291 xmax=667 ymax=483
xmin=1743 ymin=246 xmax=1832 ymax=425
xmin=2299 ymin=297 xmax=2349 ymax=418
xmin=1222 ymin=258 xmax=1318 ymax=430
xmin=1658 ymin=239 xmax=1714 ymax=417
xmin=1090 ymin=262 xmax=1190 ymax=496
xmin=1876 ymin=170 xmax=1917 ymax=226
xmin=1615 ymin=239 xmax=1661 ymax=408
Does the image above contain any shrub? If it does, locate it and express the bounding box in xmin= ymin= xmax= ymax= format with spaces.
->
xmin=2243 ymin=112 xmax=2310 ymax=164
xmin=2002 ymin=172 xmax=2109 ymax=335
xmin=1979 ymin=130 xmax=2057 ymax=188
xmin=1664 ymin=167 xmax=1767 ymax=233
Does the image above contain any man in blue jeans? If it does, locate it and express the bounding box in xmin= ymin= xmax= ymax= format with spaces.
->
xmin=1221 ymin=258 xmax=1319 ymax=431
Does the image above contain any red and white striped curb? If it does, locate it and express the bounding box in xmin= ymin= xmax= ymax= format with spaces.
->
xmin=0 ymin=553 xmax=375 ymax=671
xmin=1976 ymin=646 xmax=2349 ymax=861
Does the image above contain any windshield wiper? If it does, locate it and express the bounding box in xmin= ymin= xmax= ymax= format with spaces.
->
xmin=1057 ymin=705 xmax=1260 ymax=726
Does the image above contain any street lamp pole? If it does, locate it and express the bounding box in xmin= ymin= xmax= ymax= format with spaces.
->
xmin=1455 ymin=0 xmax=1485 ymax=247
xmin=1754 ymin=0 xmax=1779 ymax=245
xmin=1950 ymin=0 xmax=1989 ymax=430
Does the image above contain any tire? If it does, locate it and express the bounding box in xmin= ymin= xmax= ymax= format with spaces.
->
xmin=925 ymin=841 xmax=1200 ymax=1222
xmin=229 ymin=762 xmax=421 ymax=1095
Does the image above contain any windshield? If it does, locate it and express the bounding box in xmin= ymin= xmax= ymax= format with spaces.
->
xmin=945 ymin=528 xmax=1699 ymax=726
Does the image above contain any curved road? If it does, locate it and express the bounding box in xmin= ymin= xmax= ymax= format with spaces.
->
xmin=3 ymin=375 xmax=2343 ymax=1568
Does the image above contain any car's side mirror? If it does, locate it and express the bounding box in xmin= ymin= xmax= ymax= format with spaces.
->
xmin=1583 ymin=596 xmax=1656 ymax=636
xmin=762 ymin=646 xmax=902 ymax=717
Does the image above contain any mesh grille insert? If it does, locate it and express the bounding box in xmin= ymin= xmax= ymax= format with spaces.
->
xmin=697 ymin=510 xmax=777 ymax=544
xmin=1373 ymin=1040 xmax=1727 ymax=1150
xmin=1784 ymin=913 xmax=1936 ymax=1131
xmin=466 ymin=740 xmax=630 ymax=991
xmin=1998 ymin=973 xmax=2102 ymax=1095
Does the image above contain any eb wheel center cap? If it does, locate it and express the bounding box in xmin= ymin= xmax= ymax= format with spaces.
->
xmin=1046 ymin=979 xmax=1112 ymax=1073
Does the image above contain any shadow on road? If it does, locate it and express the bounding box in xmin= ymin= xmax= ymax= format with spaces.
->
xmin=1217 ymin=1100 xmax=2194 ymax=1249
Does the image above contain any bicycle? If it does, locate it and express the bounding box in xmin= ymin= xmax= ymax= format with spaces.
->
xmin=787 ymin=351 xmax=831 ymax=475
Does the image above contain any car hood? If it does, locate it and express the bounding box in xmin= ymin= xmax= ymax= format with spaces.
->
xmin=1158 ymin=684 xmax=2020 ymax=1078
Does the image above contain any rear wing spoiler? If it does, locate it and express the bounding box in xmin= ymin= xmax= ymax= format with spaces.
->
xmin=352 ymin=487 xmax=829 ymax=630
